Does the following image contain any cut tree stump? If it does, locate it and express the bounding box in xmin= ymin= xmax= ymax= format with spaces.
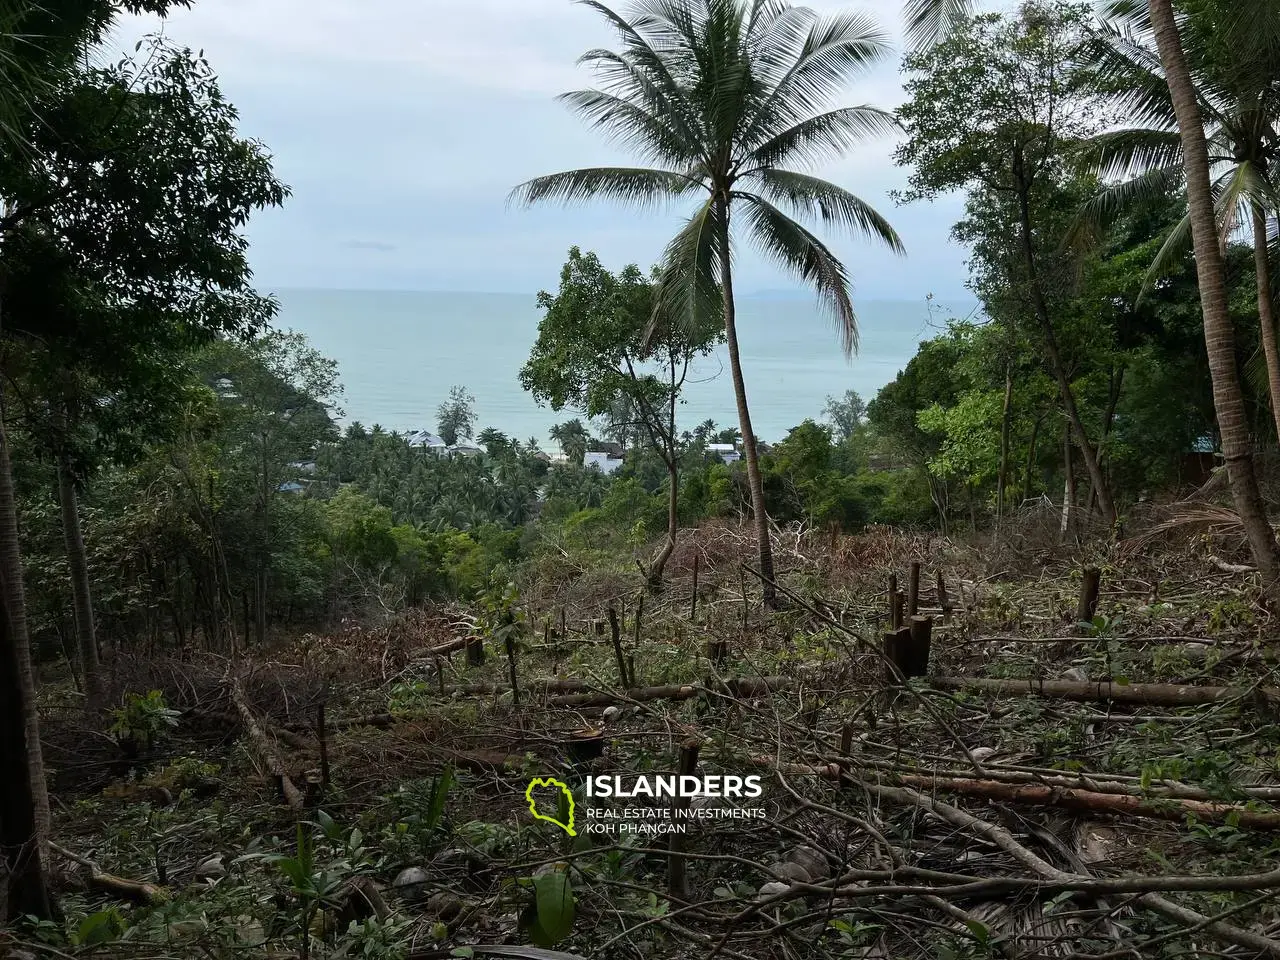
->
xmin=883 ymin=627 xmax=912 ymax=683
xmin=907 ymin=616 xmax=933 ymax=677
xmin=1077 ymin=567 xmax=1102 ymax=625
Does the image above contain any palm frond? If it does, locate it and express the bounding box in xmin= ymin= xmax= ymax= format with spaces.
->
xmin=737 ymin=190 xmax=859 ymax=355
xmin=508 ymin=167 xmax=703 ymax=209
xmin=1082 ymin=128 xmax=1183 ymax=181
xmin=740 ymin=104 xmax=898 ymax=170
xmin=651 ymin=195 xmax=726 ymax=339
xmin=572 ymin=0 xmax=705 ymax=144
xmin=1140 ymin=211 xmax=1193 ymax=295
xmin=1082 ymin=23 xmax=1184 ymax=131
xmin=558 ymin=87 xmax=702 ymax=165
xmin=744 ymin=168 xmax=903 ymax=253
xmin=742 ymin=10 xmax=892 ymax=144
xmin=1097 ymin=0 xmax=1148 ymax=30
xmin=903 ymin=0 xmax=975 ymax=55
xmin=1068 ymin=164 xmax=1182 ymax=252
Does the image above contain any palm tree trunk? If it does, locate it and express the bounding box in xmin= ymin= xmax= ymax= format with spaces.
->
xmin=718 ymin=199 xmax=777 ymax=608
xmin=57 ymin=449 xmax=102 ymax=708
xmin=1148 ymin=0 xmax=1280 ymax=586
xmin=0 ymin=363 xmax=55 ymax=920
xmin=1252 ymin=203 xmax=1280 ymax=445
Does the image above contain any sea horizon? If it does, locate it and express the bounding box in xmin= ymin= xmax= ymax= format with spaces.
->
xmin=271 ymin=287 xmax=980 ymax=449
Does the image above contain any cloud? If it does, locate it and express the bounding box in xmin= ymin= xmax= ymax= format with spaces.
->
xmin=343 ymin=239 xmax=397 ymax=252
xmin=113 ymin=0 xmax=983 ymax=297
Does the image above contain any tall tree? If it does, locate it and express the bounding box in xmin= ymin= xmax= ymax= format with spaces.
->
xmin=896 ymin=2 xmax=1119 ymax=527
xmin=1143 ymin=0 xmax=1280 ymax=584
xmin=0 ymin=22 xmax=285 ymax=919
xmin=1083 ymin=0 xmax=1280 ymax=442
xmin=436 ymin=385 xmax=476 ymax=446
xmin=512 ymin=0 xmax=903 ymax=607
xmin=522 ymin=247 xmax=722 ymax=583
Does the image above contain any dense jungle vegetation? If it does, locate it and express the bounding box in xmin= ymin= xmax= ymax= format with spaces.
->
xmin=4 ymin=1 xmax=1280 ymax=959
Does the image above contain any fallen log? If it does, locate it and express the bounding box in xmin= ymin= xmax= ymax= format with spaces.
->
xmin=546 ymin=673 xmax=840 ymax=709
xmin=820 ymin=754 xmax=1280 ymax=803
xmin=50 ymin=842 xmax=165 ymax=904
xmin=424 ymin=637 xmax=468 ymax=656
xmin=748 ymin=757 xmax=1280 ymax=829
xmin=333 ymin=667 xmax=850 ymax=724
xmin=932 ymin=675 xmax=1279 ymax=707
xmin=228 ymin=674 xmax=304 ymax=810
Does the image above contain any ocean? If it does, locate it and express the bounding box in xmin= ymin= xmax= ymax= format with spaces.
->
xmin=273 ymin=289 xmax=976 ymax=447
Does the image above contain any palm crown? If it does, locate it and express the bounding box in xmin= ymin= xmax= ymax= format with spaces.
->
xmin=510 ymin=0 xmax=905 ymax=356
xmin=1081 ymin=1 xmax=1280 ymax=280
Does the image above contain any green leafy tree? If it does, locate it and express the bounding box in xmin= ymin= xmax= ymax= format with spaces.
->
xmin=549 ymin=418 xmax=591 ymax=467
xmin=511 ymin=0 xmax=904 ymax=607
xmin=0 ymin=5 xmax=272 ymax=921
xmin=436 ymin=385 xmax=476 ymax=445
xmin=896 ymin=2 xmax=1119 ymax=526
xmin=822 ymin=390 xmax=866 ymax=443
xmin=522 ymin=247 xmax=721 ymax=583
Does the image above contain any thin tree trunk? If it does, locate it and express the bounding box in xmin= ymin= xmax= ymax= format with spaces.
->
xmin=1061 ymin=420 xmax=1076 ymax=539
xmin=1014 ymin=173 xmax=1116 ymax=527
xmin=1148 ymin=0 xmax=1280 ymax=587
xmin=1253 ymin=204 xmax=1280 ymax=445
xmin=997 ymin=364 xmax=1013 ymax=527
xmin=1023 ymin=415 xmax=1042 ymax=503
xmin=648 ymin=459 xmax=679 ymax=585
xmin=717 ymin=198 xmax=776 ymax=608
xmin=57 ymin=449 xmax=101 ymax=708
xmin=0 ymin=341 xmax=55 ymax=920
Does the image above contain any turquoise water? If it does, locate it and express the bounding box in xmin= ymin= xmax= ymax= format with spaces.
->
xmin=274 ymin=288 xmax=975 ymax=446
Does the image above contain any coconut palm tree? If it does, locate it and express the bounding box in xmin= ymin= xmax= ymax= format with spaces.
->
xmin=1134 ymin=0 xmax=1280 ymax=584
xmin=511 ymin=0 xmax=904 ymax=607
xmin=1082 ymin=0 xmax=1280 ymax=441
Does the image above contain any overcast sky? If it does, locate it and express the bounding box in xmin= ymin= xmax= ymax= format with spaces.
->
xmin=117 ymin=1 xmax=976 ymax=300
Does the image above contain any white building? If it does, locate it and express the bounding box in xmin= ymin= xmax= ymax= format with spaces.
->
xmin=707 ymin=443 xmax=741 ymax=464
xmin=584 ymin=451 xmax=625 ymax=475
xmin=405 ymin=429 xmax=449 ymax=454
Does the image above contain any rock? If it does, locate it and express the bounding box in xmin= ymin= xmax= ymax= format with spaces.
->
xmin=166 ymin=919 xmax=207 ymax=940
xmin=1062 ymin=666 xmax=1089 ymax=683
xmin=232 ymin=915 xmax=265 ymax=945
xmin=393 ymin=866 xmax=430 ymax=902
xmin=969 ymin=746 xmax=998 ymax=763
xmin=425 ymin=891 xmax=466 ymax=922
xmin=756 ymin=881 xmax=791 ymax=901
xmin=787 ymin=845 xmax=830 ymax=881
xmin=335 ymin=877 xmax=390 ymax=929
xmin=770 ymin=861 xmax=812 ymax=884
xmin=602 ymin=705 xmax=623 ymax=723
xmin=193 ymin=855 xmax=226 ymax=880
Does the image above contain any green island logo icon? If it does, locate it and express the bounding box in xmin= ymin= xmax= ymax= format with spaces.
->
xmin=525 ymin=777 xmax=577 ymax=836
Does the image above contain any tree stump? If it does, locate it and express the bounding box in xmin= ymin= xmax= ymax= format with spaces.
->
xmin=1077 ymin=567 xmax=1102 ymax=626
